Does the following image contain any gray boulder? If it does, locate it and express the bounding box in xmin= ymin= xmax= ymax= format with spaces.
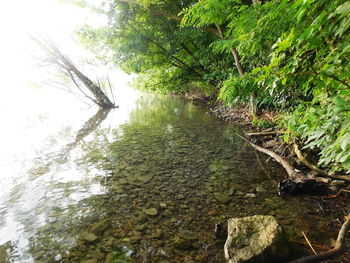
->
xmin=224 ymin=215 xmax=290 ymax=263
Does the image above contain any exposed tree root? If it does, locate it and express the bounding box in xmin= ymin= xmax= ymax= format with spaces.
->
xmin=294 ymin=143 xmax=350 ymax=183
xmin=288 ymin=213 xmax=350 ymax=263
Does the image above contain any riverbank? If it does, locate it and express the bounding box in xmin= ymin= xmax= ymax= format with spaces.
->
xmin=2 ymin=94 xmax=349 ymax=263
xmin=205 ymin=100 xmax=350 ymax=262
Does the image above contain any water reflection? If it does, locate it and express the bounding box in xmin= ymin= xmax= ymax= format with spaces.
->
xmin=0 ymin=105 xmax=112 ymax=262
xmin=0 ymin=94 xmax=336 ymax=263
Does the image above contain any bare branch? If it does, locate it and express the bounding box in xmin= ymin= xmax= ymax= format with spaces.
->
xmin=288 ymin=213 xmax=350 ymax=263
xmin=31 ymin=36 xmax=116 ymax=108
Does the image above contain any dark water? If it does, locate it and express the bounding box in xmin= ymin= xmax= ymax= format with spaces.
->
xmin=0 ymin=94 xmax=340 ymax=262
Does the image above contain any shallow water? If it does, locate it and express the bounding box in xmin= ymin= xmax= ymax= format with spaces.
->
xmin=0 ymin=93 xmax=339 ymax=263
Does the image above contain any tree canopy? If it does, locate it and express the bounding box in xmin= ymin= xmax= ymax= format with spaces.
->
xmin=70 ymin=0 xmax=350 ymax=172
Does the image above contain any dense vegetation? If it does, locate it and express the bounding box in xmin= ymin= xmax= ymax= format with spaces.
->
xmin=69 ymin=0 xmax=350 ymax=173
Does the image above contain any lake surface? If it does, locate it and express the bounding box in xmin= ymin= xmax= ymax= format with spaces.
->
xmin=0 ymin=92 xmax=338 ymax=263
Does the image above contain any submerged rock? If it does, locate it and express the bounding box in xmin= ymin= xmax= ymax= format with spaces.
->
xmin=144 ymin=208 xmax=158 ymax=216
xmin=90 ymin=219 xmax=111 ymax=235
xmin=173 ymin=237 xmax=193 ymax=250
xmin=224 ymin=215 xmax=290 ymax=263
xmin=135 ymin=224 xmax=147 ymax=231
xmin=255 ymin=185 xmax=267 ymax=193
xmin=82 ymin=233 xmax=98 ymax=243
xmin=244 ymin=193 xmax=256 ymax=198
xmin=214 ymin=193 xmax=231 ymax=204
xmin=178 ymin=230 xmax=197 ymax=240
xmin=81 ymin=259 xmax=97 ymax=263
xmin=136 ymin=174 xmax=153 ymax=183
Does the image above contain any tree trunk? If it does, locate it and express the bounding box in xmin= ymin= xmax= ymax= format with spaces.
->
xmin=32 ymin=37 xmax=115 ymax=109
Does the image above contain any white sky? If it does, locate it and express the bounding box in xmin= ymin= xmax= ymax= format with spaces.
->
xmin=0 ymin=0 xmax=137 ymax=159
xmin=0 ymin=0 xmax=105 ymax=84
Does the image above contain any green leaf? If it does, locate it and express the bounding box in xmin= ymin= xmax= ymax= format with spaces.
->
xmin=296 ymin=8 xmax=307 ymax=24
xmin=302 ymin=26 xmax=314 ymax=39
xmin=335 ymin=1 xmax=350 ymax=15
xmin=340 ymin=133 xmax=350 ymax=150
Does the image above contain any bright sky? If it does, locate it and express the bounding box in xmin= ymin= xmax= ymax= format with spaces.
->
xmin=0 ymin=0 xmax=135 ymax=113
xmin=0 ymin=0 xmax=105 ymax=85
xmin=0 ymin=0 xmax=136 ymax=158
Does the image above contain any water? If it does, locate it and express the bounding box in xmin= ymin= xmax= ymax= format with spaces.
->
xmin=0 ymin=92 xmax=340 ymax=262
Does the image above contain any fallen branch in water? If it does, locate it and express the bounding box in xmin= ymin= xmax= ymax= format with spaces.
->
xmin=246 ymin=131 xmax=288 ymax=136
xmin=288 ymin=213 xmax=350 ymax=263
xmin=235 ymin=134 xmax=329 ymax=195
xmin=293 ymin=143 xmax=350 ymax=183
xmin=235 ymin=133 xmax=300 ymax=178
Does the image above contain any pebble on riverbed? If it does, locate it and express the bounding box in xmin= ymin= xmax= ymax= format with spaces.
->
xmin=83 ymin=233 xmax=99 ymax=243
xmin=144 ymin=208 xmax=158 ymax=216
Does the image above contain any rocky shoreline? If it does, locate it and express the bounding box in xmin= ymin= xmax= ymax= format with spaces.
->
xmin=206 ymin=101 xmax=350 ymax=262
xmin=5 ymin=97 xmax=349 ymax=263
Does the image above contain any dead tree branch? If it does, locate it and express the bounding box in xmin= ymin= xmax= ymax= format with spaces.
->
xmin=246 ymin=131 xmax=288 ymax=136
xmin=31 ymin=36 xmax=115 ymax=109
xmin=235 ymin=133 xmax=300 ymax=178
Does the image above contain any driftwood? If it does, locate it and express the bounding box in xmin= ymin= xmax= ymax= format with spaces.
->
xmin=236 ymin=134 xmax=301 ymax=178
xmin=235 ymin=134 xmax=328 ymax=195
xmin=288 ymin=213 xmax=350 ymax=263
xmin=236 ymin=134 xmax=350 ymax=261
xmin=294 ymin=143 xmax=350 ymax=183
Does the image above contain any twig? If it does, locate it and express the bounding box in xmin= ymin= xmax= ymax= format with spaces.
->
xmin=288 ymin=213 xmax=350 ymax=263
xmin=246 ymin=131 xmax=288 ymax=136
xmin=254 ymin=149 xmax=275 ymax=181
xmin=290 ymin=239 xmax=330 ymax=251
xmin=107 ymin=75 xmax=116 ymax=105
xmin=310 ymin=65 xmax=350 ymax=89
xmin=322 ymin=189 xmax=350 ymax=199
xmin=302 ymin=231 xmax=317 ymax=255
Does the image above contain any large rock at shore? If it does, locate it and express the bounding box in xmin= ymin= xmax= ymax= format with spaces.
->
xmin=224 ymin=215 xmax=290 ymax=263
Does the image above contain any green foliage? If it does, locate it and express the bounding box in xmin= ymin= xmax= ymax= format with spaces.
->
xmin=181 ymin=0 xmax=242 ymax=27
xmin=217 ymin=0 xmax=350 ymax=170
xmin=132 ymin=67 xmax=196 ymax=93
xmin=252 ymin=115 xmax=276 ymax=128
xmin=218 ymin=74 xmax=256 ymax=104
xmin=264 ymin=0 xmax=350 ymax=171
xmin=288 ymin=90 xmax=350 ymax=173
xmin=72 ymin=0 xmax=350 ymax=172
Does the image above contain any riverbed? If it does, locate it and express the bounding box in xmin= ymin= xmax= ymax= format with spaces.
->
xmin=0 ymin=92 xmax=341 ymax=263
